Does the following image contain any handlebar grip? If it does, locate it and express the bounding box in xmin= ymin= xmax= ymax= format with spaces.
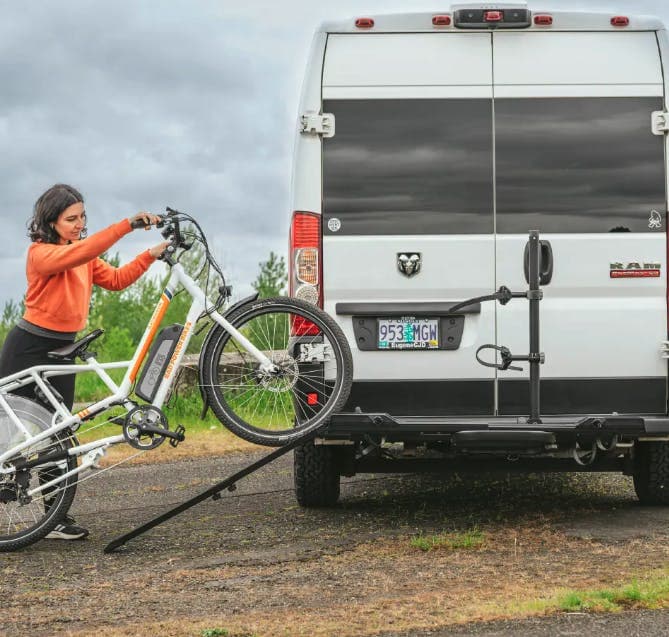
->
xmin=130 ymin=218 xmax=151 ymax=230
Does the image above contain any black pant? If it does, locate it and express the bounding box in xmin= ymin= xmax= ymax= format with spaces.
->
xmin=0 ymin=326 xmax=77 ymax=511
xmin=0 ymin=326 xmax=76 ymax=410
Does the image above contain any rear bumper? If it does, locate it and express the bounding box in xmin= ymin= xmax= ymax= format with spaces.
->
xmin=325 ymin=412 xmax=669 ymax=444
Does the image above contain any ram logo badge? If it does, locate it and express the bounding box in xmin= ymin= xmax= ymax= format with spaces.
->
xmin=397 ymin=253 xmax=422 ymax=277
xmin=610 ymin=261 xmax=661 ymax=278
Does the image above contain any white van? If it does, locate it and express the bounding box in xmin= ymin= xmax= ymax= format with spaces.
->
xmin=289 ymin=5 xmax=669 ymax=506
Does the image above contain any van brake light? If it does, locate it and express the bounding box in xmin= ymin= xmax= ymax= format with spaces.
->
xmin=290 ymin=212 xmax=322 ymax=336
xmin=611 ymin=16 xmax=630 ymax=27
xmin=454 ymin=7 xmax=530 ymax=29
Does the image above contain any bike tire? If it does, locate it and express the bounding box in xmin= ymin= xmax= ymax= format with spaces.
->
xmin=0 ymin=396 xmax=78 ymax=552
xmin=201 ymin=297 xmax=353 ymax=446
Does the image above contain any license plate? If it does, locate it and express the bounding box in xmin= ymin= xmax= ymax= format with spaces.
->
xmin=377 ymin=318 xmax=439 ymax=350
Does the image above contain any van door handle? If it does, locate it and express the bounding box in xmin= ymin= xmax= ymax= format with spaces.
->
xmin=523 ymin=239 xmax=553 ymax=285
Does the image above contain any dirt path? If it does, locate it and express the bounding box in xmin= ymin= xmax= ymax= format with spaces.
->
xmin=3 ymin=451 xmax=669 ymax=636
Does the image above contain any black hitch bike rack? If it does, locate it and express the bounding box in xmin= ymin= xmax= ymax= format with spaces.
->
xmin=103 ymin=230 xmax=548 ymax=554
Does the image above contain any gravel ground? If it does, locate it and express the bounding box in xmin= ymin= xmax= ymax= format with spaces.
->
xmin=386 ymin=609 xmax=669 ymax=636
xmin=2 ymin=450 xmax=669 ymax=636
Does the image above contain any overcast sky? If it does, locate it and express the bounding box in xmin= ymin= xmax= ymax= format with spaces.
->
xmin=1 ymin=0 xmax=667 ymax=311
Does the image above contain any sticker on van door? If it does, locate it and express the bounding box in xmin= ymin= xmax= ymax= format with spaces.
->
xmin=648 ymin=210 xmax=662 ymax=229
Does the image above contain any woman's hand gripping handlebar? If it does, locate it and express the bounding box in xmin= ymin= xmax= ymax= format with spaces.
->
xmin=128 ymin=212 xmax=171 ymax=259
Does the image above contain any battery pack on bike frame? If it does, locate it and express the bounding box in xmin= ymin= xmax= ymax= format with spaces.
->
xmin=136 ymin=324 xmax=184 ymax=402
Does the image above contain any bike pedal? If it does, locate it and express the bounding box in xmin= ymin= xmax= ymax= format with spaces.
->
xmin=169 ymin=425 xmax=186 ymax=448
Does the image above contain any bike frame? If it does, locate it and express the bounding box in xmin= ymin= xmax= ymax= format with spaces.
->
xmin=0 ymin=262 xmax=275 ymax=493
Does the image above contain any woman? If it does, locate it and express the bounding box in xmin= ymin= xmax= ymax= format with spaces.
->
xmin=0 ymin=183 xmax=169 ymax=540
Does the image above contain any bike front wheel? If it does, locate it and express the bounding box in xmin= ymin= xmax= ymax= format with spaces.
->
xmin=201 ymin=297 xmax=353 ymax=446
xmin=0 ymin=396 xmax=78 ymax=552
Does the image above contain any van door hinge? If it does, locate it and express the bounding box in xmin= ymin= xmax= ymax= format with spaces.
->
xmin=652 ymin=111 xmax=669 ymax=135
xmin=300 ymin=113 xmax=335 ymax=138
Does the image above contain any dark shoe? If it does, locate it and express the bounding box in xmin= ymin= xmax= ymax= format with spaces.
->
xmin=45 ymin=515 xmax=89 ymax=540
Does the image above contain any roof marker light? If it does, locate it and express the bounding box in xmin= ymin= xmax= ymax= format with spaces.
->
xmin=484 ymin=11 xmax=503 ymax=22
xmin=432 ymin=15 xmax=452 ymax=26
xmin=355 ymin=17 xmax=374 ymax=29
xmin=534 ymin=15 xmax=553 ymax=26
xmin=611 ymin=16 xmax=630 ymax=27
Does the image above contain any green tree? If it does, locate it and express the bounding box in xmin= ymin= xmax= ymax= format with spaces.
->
xmin=252 ymin=251 xmax=287 ymax=298
xmin=0 ymin=298 xmax=25 ymax=345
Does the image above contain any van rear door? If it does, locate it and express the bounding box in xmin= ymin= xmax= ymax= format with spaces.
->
xmin=322 ymin=33 xmax=496 ymax=415
xmin=493 ymin=31 xmax=667 ymax=415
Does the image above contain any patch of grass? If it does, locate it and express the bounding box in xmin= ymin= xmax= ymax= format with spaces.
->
xmin=411 ymin=528 xmax=486 ymax=552
xmin=553 ymin=577 xmax=669 ymax=613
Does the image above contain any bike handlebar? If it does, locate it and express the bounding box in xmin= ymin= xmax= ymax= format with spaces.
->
xmin=130 ymin=207 xmax=196 ymax=262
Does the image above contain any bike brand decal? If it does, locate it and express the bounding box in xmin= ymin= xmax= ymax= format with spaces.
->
xmin=610 ymin=261 xmax=661 ymax=278
xmin=397 ymin=253 xmax=422 ymax=277
xmin=164 ymin=321 xmax=192 ymax=379
xmin=648 ymin=210 xmax=662 ymax=229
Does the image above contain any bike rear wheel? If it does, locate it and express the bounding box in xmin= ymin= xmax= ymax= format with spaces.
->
xmin=202 ymin=297 xmax=353 ymax=446
xmin=0 ymin=396 xmax=78 ymax=552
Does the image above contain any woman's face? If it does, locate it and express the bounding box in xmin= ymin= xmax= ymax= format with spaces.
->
xmin=53 ymin=202 xmax=86 ymax=244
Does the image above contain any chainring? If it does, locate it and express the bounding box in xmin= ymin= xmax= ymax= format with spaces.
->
xmin=122 ymin=406 xmax=169 ymax=451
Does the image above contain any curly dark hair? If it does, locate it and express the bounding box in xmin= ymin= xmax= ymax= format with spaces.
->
xmin=28 ymin=184 xmax=87 ymax=243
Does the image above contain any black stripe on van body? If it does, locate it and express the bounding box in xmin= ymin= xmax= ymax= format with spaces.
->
xmin=339 ymin=378 xmax=666 ymax=419
xmin=342 ymin=380 xmax=494 ymax=416
xmin=499 ymin=378 xmax=667 ymax=416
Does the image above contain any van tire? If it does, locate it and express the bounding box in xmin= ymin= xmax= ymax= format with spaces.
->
xmin=294 ymin=441 xmax=340 ymax=507
xmin=633 ymin=441 xmax=669 ymax=505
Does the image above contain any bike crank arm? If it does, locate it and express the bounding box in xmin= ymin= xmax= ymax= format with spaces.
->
xmin=104 ymin=425 xmax=327 ymax=554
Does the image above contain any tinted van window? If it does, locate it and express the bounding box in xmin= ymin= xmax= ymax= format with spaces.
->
xmin=323 ymin=99 xmax=493 ymax=235
xmin=495 ymin=97 xmax=666 ymax=234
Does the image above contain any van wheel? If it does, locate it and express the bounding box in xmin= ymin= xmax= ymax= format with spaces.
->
xmin=633 ymin=441 xmax=669 ymax=505
xmin=294 ymin=441 xmax=340 ymax=507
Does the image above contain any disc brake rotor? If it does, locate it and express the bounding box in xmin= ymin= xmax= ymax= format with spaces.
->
xmin=257 ymin=353 xmax=299 ymax=392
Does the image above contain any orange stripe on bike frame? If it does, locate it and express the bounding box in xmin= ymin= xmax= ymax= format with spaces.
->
xmin=128 ymin=293 xmax=171 ymax=382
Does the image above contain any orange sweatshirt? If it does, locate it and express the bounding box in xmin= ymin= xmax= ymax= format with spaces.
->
xmin=23 ymin=219 xmax=156 ymax=332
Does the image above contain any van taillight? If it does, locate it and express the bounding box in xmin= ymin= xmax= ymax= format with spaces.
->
xmin=611 ymin=16 xmax=630 ymax=27
xmin=290 ymin=212 xmax=322 ymax=336
xmin=432 ymin=15 xmax=452 ymax=26
xmin=484 ymin=11 xmax=503 ymax=22
xmin=534 ymin=15 xmax=553 ymax=26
